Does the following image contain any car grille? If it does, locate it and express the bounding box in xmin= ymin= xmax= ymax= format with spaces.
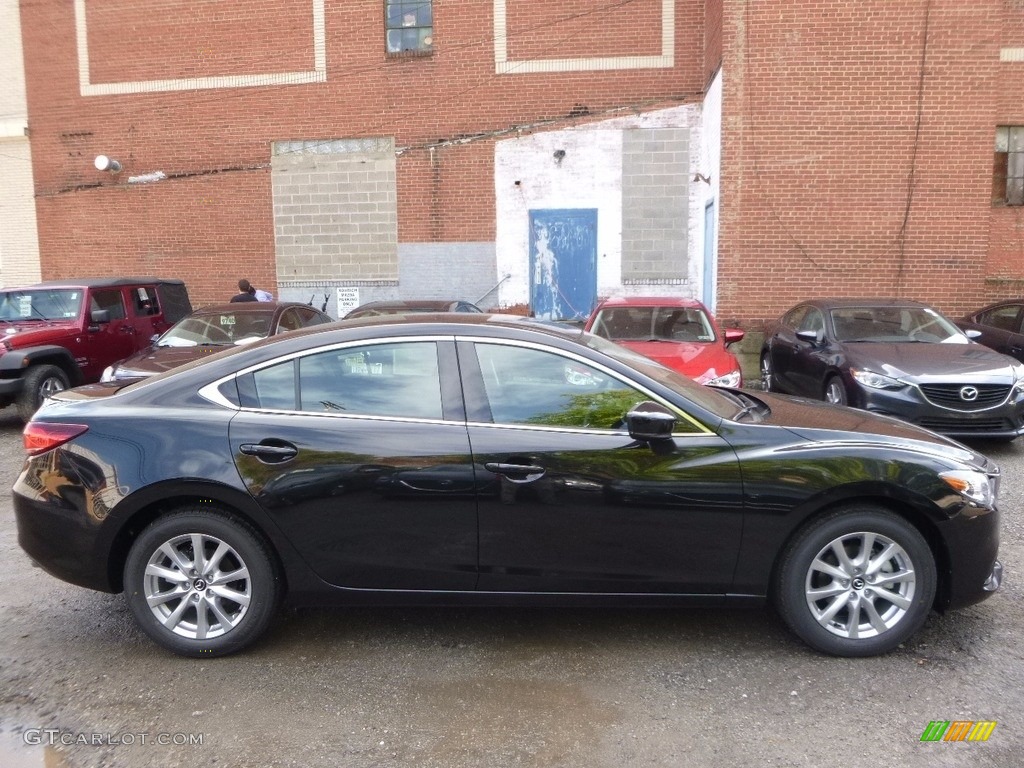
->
xmin=918 ymin=383 xmax=1011 ymax=411
xmin=918 ymin=417 xmax=1012 ymax=433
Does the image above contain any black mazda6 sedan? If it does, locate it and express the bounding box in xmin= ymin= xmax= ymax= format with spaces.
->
xmin=760 ymin=299 xmax=1024 ymax=440
xmin=14 ymin=314 xmax=1002 ymax=658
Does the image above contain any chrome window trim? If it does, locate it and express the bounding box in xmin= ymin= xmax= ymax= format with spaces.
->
xmin=197 ymin=332 xmax=714 ymax=436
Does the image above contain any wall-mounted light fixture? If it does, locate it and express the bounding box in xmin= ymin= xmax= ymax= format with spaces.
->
xmin=553 ymin=149 xmax=566 ymax=165
xmin=94 ymin=155 xmax=122 ymax=173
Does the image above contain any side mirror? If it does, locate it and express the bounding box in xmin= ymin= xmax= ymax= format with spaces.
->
xmin=625 ymin=401 xmax=677 ymax=442
xmin=796 ymin=328 xmax=824 ymax=345
xmin=90 ymin=309 xmax=111 ymax=325
xmin=724 ymin=328 xmax=745 ymax=347
xmin=964 ymin=329 xmax=982 ymax=340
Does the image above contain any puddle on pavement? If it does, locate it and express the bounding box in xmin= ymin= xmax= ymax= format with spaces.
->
xmin=1 ymin=725 xmax=71 ymax=768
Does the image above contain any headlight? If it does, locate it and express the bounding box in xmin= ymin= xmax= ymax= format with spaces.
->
xmin=939 ymin=469 xmax=996 ymax=509
xmin=100 ymin=366 xmax=116 ymax=383
xmin=705 ymin=370 xmax=742 ymax=388
xmin=1013 ymin=366 xmax=1024 ymax=395
xmin=851 ymin=369 xmax=904 ymax=390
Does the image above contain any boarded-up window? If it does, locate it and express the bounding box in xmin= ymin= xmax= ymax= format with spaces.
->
xmin=994 ymin=126 xmax=1024 ymax=206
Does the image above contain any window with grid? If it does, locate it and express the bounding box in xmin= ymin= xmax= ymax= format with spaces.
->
xmin=994 ymin=126 xmax=1024 ymax=205
xmin=386 ymin=1 xmax=433 ymax=54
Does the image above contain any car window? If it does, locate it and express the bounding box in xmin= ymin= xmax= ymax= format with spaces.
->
xmin=294 ymin=307 xmax=325 ymax=326
xmin=797 ymin=308 xmax=824 ymax=334
xmin=0 ymin=289 xmax=83 ymax=320
xmin=156 ymin=283 xmax=192 ymax=323
xmin=277 ymin=309 xmax=304 ymax=332
xmin=979 ymin=304 xmax=1023 ymax=332
xmin=244 ymin=342 xmax=443 ymax=418
xmin=781 ymin=305 xmax=811 ymax=329
xmin=132 ymin=286 xmax=159 ymax=316
xmin=91 ymin=289 xmax=126 ymax=320
xmin=473 ymin=342 xmax=697 ymax=431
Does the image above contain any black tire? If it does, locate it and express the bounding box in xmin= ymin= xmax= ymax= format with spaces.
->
xmin=124 ymin=507 xmax=281 ymax=657
xmin=774 ymin=506 xmax=936 ymax=657
xmin=823 ymin=375 xmax=848 ymax=406
xmin=16 ymin=364 xmax=70 ymax=422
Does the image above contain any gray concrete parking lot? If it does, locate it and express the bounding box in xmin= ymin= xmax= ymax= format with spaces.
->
xmin=1 ymin=407 xmax=1022 ymax=767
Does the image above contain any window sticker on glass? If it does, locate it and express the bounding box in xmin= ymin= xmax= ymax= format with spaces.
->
xmin=18 ymin=296 xmax=32 ymax=317
xmin=344 ymin=352 xmax=368 ymax=374
xmin=220 ymin=315 xmax=236 ymax=326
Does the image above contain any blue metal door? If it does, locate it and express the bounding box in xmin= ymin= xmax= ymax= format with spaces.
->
xmin=703 ymin=200 xmax=716 ymax=310
xmin=528 ymin=209 xmax=597 ymax=321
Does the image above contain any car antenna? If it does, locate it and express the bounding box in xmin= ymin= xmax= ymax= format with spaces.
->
xmin=322 ymin=293 xmax=329 ymax=312
xmin=308 ymin=294 xmax=315 ymax=307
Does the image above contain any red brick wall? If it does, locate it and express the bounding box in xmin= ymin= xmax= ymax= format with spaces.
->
xmin=717 ymin=0 xmax=1006 ymax=329
xmin=23 ymin=1 xmax=705 ymax=307
xmin=986 ymin=1 xmax=1024 ymax=298
xmin=703 ymin=0 xmax=722 ymax=84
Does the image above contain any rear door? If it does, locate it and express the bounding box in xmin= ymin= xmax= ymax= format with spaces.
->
xmin=974 ymin=303 xmax=1024 ymax=362
xmin=229 ymin=337 xmax=479 ymax=590
xmin=458 ymin=338 xmax=744 ymax=595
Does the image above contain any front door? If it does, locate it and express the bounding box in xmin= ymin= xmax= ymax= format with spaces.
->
xmin=529 ymin=209 xmax=598 ymax=322
xmin=459 ymin=339 xmax=744 ymax=594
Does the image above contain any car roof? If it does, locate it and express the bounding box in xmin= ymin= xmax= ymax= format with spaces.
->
xmin=800 ymin=298 xmax=932 ymax=309
xmin=190 ymin=302 xmax=314 ymax=315
xmin=594 ymin=296 xmax=707 ymax=310
xmin=20 ymin=277 xmax=186 ymax=289
xmin=351 ymin=300 xmax=467 ymax=310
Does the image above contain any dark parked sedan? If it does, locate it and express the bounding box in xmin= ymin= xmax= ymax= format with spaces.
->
xmin=344 ymin=299 xmax=482 ymax=319
xmin=15 ymin=315 xmax=1002 ymax=658
xmin=957 ymin=299 xmax=1024 ymax=364
xmin=101 ymin=302 xmax=332 ymax=381
xmin=760 ymin=299 xmax=1024 ymax=440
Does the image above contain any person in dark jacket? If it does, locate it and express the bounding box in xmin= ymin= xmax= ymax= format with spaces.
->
xmin=230 ymin=279 xmax=259 ymax=303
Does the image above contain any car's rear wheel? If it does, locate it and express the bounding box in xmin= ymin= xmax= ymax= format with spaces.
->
xmin=824 ymin=375 xmax=848 ymax=405
xmin=775 ymin=506 xmax=936 ymax=657
xmin=124 ymin=507 xmax=280 ymax=657
xmin=17 ymin=364 xmax=70 ymax=422
xmin=760 ymin=352 xmax=774 ymax=392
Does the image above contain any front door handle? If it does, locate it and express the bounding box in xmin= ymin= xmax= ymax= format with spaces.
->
xmin=484 ymin=462 xmax=545 ymax=480
xmin=240 ymin=442 xmax=298 ymax=463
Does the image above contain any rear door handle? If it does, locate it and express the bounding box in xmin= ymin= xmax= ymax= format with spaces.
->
xmin=240 ymin=442 xmax=298 ymax=463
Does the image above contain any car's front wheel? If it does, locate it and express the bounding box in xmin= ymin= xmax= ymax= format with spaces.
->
xmin=17 ymin=364 xmax=70 ymax=422
xmin=124 ymin=507 xmax=280 ymax=657
xmin=824 ymin=375 xmax=848 ymax=405
xmin=774 ymin=506 xmax=936 ymax=657
xmin=760 ymin=352 xmax=774 ymax=392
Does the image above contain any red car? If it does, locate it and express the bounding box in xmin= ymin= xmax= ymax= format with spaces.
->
xmin=585 ymin=297 xmax=745 ymax=386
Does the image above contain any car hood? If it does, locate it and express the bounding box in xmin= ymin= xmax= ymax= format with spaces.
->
xmin=753 ymin=391 xmax=988 ymax=467
xmin=0 ymin=320 xmax=79 ymax=345
xmin=617 ymin=340 xmax=739 ymax=382
xmin=114 ymin=345 xmax=232 ymax=376
xmin=844 ymin=341 xmax=1018 ymax=382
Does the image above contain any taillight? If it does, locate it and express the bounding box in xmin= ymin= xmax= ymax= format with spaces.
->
xmin=23 ymin=422 xmax=89 ymax=455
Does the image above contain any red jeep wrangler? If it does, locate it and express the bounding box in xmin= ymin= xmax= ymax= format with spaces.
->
xmin=0 ymin=278 xmax=192 ymax=420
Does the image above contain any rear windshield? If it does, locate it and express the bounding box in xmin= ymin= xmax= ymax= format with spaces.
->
xmin=591 ymin=306 xmax=717 ymax=343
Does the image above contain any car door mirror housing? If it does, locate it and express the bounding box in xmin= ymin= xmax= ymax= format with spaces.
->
xmin=626 ymin=401 xmax=677 ymax=441
xmin=90 ymin=309 xmax=111 ymax=325
xmin=964 ymin=329 xmax=982 ymax=339
xmin=796 ymin=328 xmax=824 ymax=345
xmin=724 ymin=328 xmax=745 ymax=347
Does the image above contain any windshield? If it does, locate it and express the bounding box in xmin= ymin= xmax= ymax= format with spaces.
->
xmin=583 ymin=333 xmax=740 ymax=419
xmin=0 ymin=289 xmax=83 ymax=321
xmin=830 ymin=306 xmax=968 ymax=343
xmin=591 ymin=306 xmax=717 ymax=343
xmin=159 ymin=311 xmax=274 ymax=347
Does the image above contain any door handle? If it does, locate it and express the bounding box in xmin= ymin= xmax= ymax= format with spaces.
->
xmin=484 ymin=462 xmax=545 ymax=479
xmin=239 ymin=442 xmax=298 ymax=462
xmin=119 ymin=326 xmax=136 ymax=334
